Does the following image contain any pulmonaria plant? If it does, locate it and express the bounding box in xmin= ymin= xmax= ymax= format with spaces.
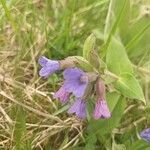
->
xmin=38 ymin=56 xmax=111 ymax=120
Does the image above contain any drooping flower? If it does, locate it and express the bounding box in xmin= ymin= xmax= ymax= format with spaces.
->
xmin=63 ymin=68 xmax=88 ymax=98
xmin=93 ymin=78 xmax=111 ymax=119
xmin=38 ymin=56 xmax=60 ymax=77
xmin=54 ymin=86 xmax=70 ymax=103
xmin=68 ymin=98 xmax=86 ymax=119
xmin=93 ymin=99 xmax=111 ymax=119
xmin=140 ymin=128 xmax=150 ymax=142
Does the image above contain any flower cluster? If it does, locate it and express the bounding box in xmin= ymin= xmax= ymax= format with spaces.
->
xmin=38 ymin=56 xmax=111 ymax=119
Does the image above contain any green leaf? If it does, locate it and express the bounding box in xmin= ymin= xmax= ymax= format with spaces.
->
xmin=102 ymin=0 xmax=128 ymax=55
xmin=88 ymin=96 xmax=126 ymax=135
xmin=83 ymin=34 xmax=100 ymax=68
xmin=14 ymin=106 xmax=27 ymax=150
xmin=125 ymin=17 xmax=150 ymax=58
xmin=53 ymin=104 xmax=70 ymax=116
xmin=104 ymin=0 xmax=130 ymax=39
xmin=73 ymin=56 xmax=95 ymax=72
xmin=83 ymin=33 xmax=96 ymax=59
xmin=106 ymin=37 xmax=133 ymax=75
xmin=115 ymin=73 xmax=145 ymax=102
xmin=106 ymin=91 xmax=120 ymax=112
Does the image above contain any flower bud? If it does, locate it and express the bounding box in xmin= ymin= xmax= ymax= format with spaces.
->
xmin=96 ymin=78 xmax=106 ymax=99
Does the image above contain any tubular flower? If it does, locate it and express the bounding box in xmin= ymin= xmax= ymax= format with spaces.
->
xmin=93 ymin=99 xmax=111 ymax=119
xmin=38 ymin=56 xmax=60 ymax=77
xmin=140 ymin=128 xmax=150 ymax=142
xmin=63 ymin=67 xmax=88 ymax=98
xmin=93 ymin=79 xmax=111 ymax=119
xmin=54 ymin=85 xmax=70 ymax=103
xmin=68 ymin=98 xmax=86 ymax=119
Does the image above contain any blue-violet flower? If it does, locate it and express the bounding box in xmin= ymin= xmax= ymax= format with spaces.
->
xmin=140 ymin=128 xmax=150 ymax=142
xmin=63 ymin=67 xmax=88 ymax=98
xmin=68 ymin=98 xmax=86 ymax=119
xmin=54 ymin=85 xmax=70 ymax=103
xmin=93 ymin=99 xmax=111 ymax=119
xmin=38 ymin=56 xmax=60 ymax=77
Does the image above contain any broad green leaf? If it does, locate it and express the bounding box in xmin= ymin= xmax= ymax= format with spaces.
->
xmin=83 ymin=34 xmax=100 ymax=68
xmin=88 ymin=96 xmax=126 ymax=135
xmin=106 ymin=91 xmax=120 ymax=112
xmin=115 ymin=73 xmax=145 ymax=102
xmin=106 ymin=37 xmax=133 ymax=75
xmin=83 ymin=33 xmax=96 ymax=59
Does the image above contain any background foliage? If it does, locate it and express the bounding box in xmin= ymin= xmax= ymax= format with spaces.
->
xmin=0 ymin=0 xmax=150 ymax=149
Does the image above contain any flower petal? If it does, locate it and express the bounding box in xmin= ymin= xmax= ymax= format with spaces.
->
xmin=38 ymin=56 xmax=49 ymax=67
xmin=63 ymin=68 xmax=88 ymax=97
xmin=93 ymin=99 xmax=111 ymax=120
xmin=64 ymin=68 xmax=84 ymax=81
xmin=73 ymin=83 xmax=88 ymax=97
xmin=54 ymin=86 xmax=70 ymax=103
xmin=68 ymin=98 xmax=86 ymax=119
xmin=39 ymin=58 xmax=60 ymax=77
xmin=140 ymin=128 xmax=150 ymax=142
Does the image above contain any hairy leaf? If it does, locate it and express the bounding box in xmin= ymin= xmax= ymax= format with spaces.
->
xmin=106 ymin=37 xmax=133 ymax=75
xmin=115 ymin=73 xmax=145 ymax=102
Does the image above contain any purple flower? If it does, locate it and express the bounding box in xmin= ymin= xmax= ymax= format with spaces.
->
xmin=140 ymin=128 xmax=150 ymax=142
xmin=54 ymin=86 xmax=70 ymax=103
xmin=68 ymin=98 xmax=86 ymax=119
xmin=93 ymin=99 xmax=111 ymax=120
xmin=63 ymin=68 xmax=88 ymax=98
xmin=38 ymin=56 xmax=60 ymax=77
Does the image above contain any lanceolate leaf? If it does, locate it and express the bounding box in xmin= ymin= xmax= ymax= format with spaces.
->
xmin=106 ymin=37 xmax=133 ymax=75
xmin=106 ymin=91 xmax=120 ymax=112
xmin=83 ymin=33 xmax=96 ymax=60
xmin=83 ymin=34 xmax=100 ymax=68
xmin=115 ymin=73 xmax=145 ymax=103
xmin=106 ymin=38 xmax=145 ymax=102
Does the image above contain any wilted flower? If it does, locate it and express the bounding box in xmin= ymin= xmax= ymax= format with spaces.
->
xmin=38 ymin=56 xmax=60 ymax=77
xmin=140 ymin=128 xmax=150 ymax=142
xmin=54 ymin=86 xmax=70 ymax=103
xmin=63 ymin=67 xmax=88 ymax=98
xmin=93 ymin=99 xmax=111 ymax=119
xmin=68 ymin=98 xmax=86 ymax=119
